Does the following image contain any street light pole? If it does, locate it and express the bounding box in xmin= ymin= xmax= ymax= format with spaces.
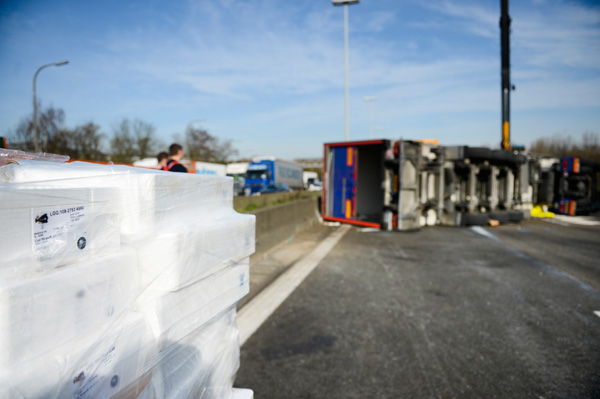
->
xmin=332 ymin=0 xmax=359 ymax=141
xmin=364 ymin=97 xmax=376 ymax=138
xmin=33 ymin=60 xmax=68 ymax=152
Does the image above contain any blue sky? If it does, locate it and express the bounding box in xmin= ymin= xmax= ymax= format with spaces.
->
xmin=1 ymin=0 xmax=599 ymax=160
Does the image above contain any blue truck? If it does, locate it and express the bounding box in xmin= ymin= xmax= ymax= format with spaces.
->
xmin=244 ymin=157 xmax=304 ymax=194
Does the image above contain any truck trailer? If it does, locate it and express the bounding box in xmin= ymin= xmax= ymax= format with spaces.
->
xmin=322 ymin=139 xmax=537 ymax=230
xmin=244 ymin=157 xmax=304 ymax=194
xmin=323 ymin=139 xmax=599 ymax=230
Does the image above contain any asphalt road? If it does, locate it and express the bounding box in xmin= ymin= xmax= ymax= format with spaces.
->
xmin=235 ymin=217 xmax=600 ymax=398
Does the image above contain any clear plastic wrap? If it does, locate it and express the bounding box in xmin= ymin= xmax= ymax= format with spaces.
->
xmin=136 ymin=214 xmax=254 ymax=291
xmin=0 ymin=185 xmax=120 ymax=270
xmin=138 ymin=308 xmax=241 ymax=399
xmin=136 ymin=259 xmax=249 ymax=349
xmin=0 ymin=148 xmax=69 ymax=166
xmin=0 ymin=160 xmax=253 ymax=399
xmin=0 ymin=249 xmax=140 ymax=369
xmin=0 ymin=311 xmax=158 ymax=399
xmin=0 ymin=161 xmax=235 ymax=242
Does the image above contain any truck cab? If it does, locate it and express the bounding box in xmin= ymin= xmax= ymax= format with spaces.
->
xmin=245 ymin=162 xmax=273 ymax=195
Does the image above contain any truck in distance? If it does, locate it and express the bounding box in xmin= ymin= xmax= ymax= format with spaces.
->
xmin=244 ymin=157 xmax=304 ymax=195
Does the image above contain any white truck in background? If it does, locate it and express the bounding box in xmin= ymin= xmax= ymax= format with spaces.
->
xmin=226 ymin=162 xmax=249 ymax=196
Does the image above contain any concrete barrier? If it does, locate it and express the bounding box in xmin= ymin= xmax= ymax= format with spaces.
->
xmin=250 ymin=196 xmax=321 ymax=256
xmin=234 ymin=191 xmax=320 ymax=213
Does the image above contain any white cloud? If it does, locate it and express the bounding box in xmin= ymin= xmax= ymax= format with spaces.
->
xmin=514 ymin=6 xmax=600 ymax=70
xmin=422 ymin=0 xmax=498 ymax=38
xmin=422 ymin=0 xmax=600 ymax=72
xmin=365 ymin=11 xmax=396 ymax=32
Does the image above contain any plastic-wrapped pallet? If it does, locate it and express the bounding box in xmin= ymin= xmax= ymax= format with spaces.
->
xmin=136 ymin=308 xmax=241 ymax=399
xmin=0 ymin=157 xmax=254 ymax=398
xmin=136 ymin=213 xmax=255 ymax=291
xmin=0 ymin=311 xmax=158 ymax=399
xmin=136 ymin=259 xmax=249 ymax=349
xmin=0 ymin=161 xmax=235 ymax=242
xmin=0 ymin=249 xmax=140 ymax=369
xmin=0 ymin=185 xmax=120 ymax=270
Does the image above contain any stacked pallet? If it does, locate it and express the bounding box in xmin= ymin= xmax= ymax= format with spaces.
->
xmin=0 ymin=159 xmax=254 ymax=399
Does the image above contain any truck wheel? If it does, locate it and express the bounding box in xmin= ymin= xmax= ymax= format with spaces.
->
xmin=508 ymin=210 xmax=524 ymax=222
xmin=488 ymin=211 xmax=510 ymax=224
xmin=463 ymin=213 xmax=489 ymax=226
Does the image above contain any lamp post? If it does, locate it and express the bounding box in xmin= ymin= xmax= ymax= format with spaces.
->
xmin=332 ymin=0 xmax=359 ymax=141
xmin=32 ymin=60 xmax=68 ymax=152
xmin=364 ymin=96 xmax=376 ymax=138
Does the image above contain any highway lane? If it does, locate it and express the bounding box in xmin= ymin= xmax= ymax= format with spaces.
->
xmin=235 ymin=220 xmax=600 ymax=398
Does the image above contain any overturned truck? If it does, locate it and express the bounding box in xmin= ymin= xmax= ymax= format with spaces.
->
xmin=322 ymin=139 xmax=599 ymax=230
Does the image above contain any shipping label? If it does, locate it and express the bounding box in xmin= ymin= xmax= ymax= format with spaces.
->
xmin=31 ymin=204 xmax=88 ymax=258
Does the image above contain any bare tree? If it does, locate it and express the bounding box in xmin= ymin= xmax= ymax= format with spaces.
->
xmin=110 ymin=118 xmax=159 ymax=163
xmin=110 ymin=119 xmax=136 ymax=163
xmin=530 ymin=132 xmax=600 ymax=162
xmin=9 ymin=105 xmax=65 ymax=152
xmin=184 ymin=126 xmax=238 ymax=163
xmin=133 ymin=119 xmax=159 ymax=159
xmin=50 ymin=123 xmax=107 ymax=161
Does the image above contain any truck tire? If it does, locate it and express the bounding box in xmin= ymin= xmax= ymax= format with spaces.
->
xmin=464 ymin=147 xmax=492 ymax=161
xmin=463 ymin=212 xmax=489 ymax=226
xmin=488 ymin=211 xmax=510 ymax=224
xmin=508 ymin=210 xmax=524 ymax=222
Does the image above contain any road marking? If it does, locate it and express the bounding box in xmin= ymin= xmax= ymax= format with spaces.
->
xmin=553 ymin=215 xmax=600 ymax=226
xmin=541 ymin=218 xmax=570 ymax=227
xmin=594 ymin=311 xmax=600 ymax=318
xmin=358 ymin=227 xmax=380 ymax=233
xmin=470 ymin=226 xmax=502 ymax=242
xmin=471 ymin=225 xmax=599 ymax=297
xmin=237 ymin=224 xmax=351 ymax=346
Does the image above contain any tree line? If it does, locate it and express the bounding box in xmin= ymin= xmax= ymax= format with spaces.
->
xmin=8 ymin=105 xmax=238 ymax=164
xmin=530 ymin=132 xmax=600 ymax=163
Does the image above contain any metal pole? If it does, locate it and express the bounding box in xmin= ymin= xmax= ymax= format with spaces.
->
xmin=33 ymin=70 xmax=40 ymax=153
xmin=500 ymin=0 xmax=511 ymax=150
xmin=32 ymin=61 xmax=69 ymax=152
xmin=369 ymin=101 xmax=373 ymax=138
xmin=343 ymin=4 xmax=350 ymax=141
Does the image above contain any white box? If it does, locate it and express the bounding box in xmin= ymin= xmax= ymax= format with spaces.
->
xmin=0 ymin=311 xmax=158 ymax=399
xmin=136 ymin=212 xmax=255 ymax=291
xmin=136 ymin=259 xmax=249 ymax=348
xmin=0 ymin=162 xmax=235 ymax=241
xmin=0 ymin=249 xmax=140 ymax=368
xmin=149 ymin=309 xmax=240 ymax=399
xmin=0 ymin=185 xmax=120 ymax=270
